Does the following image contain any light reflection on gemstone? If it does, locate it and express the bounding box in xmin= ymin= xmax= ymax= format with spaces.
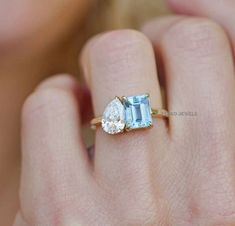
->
xmin=123 ymin=94 xmax=152 ymax=130
xmin=101 ymin=97 xmax=125 ymax=134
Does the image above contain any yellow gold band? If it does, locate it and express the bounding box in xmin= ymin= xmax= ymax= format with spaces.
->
xmin=91 ymin=108 xmax=168 ymax=129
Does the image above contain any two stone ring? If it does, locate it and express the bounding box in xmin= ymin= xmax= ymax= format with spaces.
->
xmin=91 ymin=94 xmax=169 ymax=134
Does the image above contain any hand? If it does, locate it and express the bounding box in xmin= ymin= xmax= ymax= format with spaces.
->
xmin=14 ymin=16 xmax=235 ymax=226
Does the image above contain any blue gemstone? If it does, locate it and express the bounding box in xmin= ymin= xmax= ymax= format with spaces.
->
xmin=123 ymin=94 xmax=152 ymax=130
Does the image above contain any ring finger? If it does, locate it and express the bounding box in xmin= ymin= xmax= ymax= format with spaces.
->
xmin=80 ymin=30 xmax=168 ymax=209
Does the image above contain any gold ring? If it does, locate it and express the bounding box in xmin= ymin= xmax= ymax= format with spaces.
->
xmin=90 ymin=94 xmax=168 ymax=134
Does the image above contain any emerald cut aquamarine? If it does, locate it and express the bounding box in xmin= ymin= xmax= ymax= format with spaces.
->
xmin=123 ymin=94 xmax=152 ymax=130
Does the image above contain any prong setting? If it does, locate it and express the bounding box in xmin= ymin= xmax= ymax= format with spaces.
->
xmin=93 ymin=94 xmax=167 ymax=134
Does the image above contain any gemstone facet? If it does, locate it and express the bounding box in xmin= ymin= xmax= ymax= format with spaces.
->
xmin=101 ymin=97 xmax=125 ymax=134
xmin=123 ymin=94 xmax=152 ymax=130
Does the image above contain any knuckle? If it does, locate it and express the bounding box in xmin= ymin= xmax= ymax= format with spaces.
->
xmin=119 ymin=188 xmax=168 ymax=225
xmin=90 ymin=29 xmax=153 ymax=68
xmin=101 ymin=178 xmax=169 ymax=225
xmin=93 ymin=29 xmax=152 ymax=52
xmin=22 ymin=191 xmax=82 ymax=226
xmin=22 ymin=88 xmax=74 ymax=121
xmin=125 ymin=205 xmax=166 ymax=226
xmin=165 ymin=18 xmax=228 ymax=57
xmin=36 ymin=74 xmax=75 ymax=90
xmin=89 ymin=29 xmax=154 ymax=87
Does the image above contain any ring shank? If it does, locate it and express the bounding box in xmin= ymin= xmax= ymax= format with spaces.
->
xmin=90 ymin=108 xmax=169 ymax=129
xmin=151 ymin=108 xmax=169 ymax=118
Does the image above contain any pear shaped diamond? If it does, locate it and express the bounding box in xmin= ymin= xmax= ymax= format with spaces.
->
xmin=101 ymin=97 xmax=125 ymax=134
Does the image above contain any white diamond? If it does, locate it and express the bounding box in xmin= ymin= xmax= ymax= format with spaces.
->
xmin=101 ymin=97 xmax=125 ymax=134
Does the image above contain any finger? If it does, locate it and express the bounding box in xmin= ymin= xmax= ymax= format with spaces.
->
xmin=143 ymin=17 xmax=235 ymax=221
xmin=143 ymin=17 xmax=235 ymax=131
xmin=167 ymin=0 xmax=235 ymax=52
xmin=142 ymin=16 xmax=185 ymax=44
xmin=142 ymin=15 xmax=185 ymax=87
xmin=20 ymin=75 xmax=92 ymax=225
xmin=13 ymin=212 xmax=28 ymax=226
xmin=37 ymin=74 xmax=93 ymax=124
xmin=81 ymin=30 xmax=168 ymax=218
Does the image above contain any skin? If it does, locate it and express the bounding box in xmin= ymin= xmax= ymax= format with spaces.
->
xmin=0 ymin=0 xmax=235 ymax=225
xmin=0 ymin=0 xmax=92 ymax=225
